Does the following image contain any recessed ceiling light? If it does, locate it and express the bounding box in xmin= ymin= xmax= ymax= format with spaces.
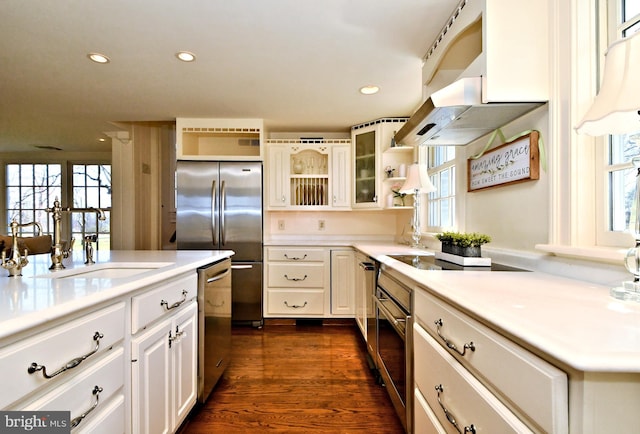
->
xmin=359 ymin=85 xmax=380 ymax=95
xmin=87 ymin=53 xmax=110 ymax=64
xmin=176 ymin=51 xmax=196 ymax=62
xmin=98 ymin=138 xmax=106 ymax=142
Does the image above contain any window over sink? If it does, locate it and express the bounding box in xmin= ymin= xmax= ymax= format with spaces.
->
xmin=4 ymin=162 xmax=112 ymax=250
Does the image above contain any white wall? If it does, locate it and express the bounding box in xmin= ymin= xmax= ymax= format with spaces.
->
xmin=462 ymin=106 xmax=550 ymax=253
xmin=265 ymin=209 xmax=411 ymax=243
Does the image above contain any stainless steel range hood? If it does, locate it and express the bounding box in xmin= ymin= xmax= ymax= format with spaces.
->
xmin=395 ymin=77 xmax=545 ymax=146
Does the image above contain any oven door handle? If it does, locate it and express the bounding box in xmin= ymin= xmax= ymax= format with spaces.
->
xmin=375 ymin=296 xmax=406 ymax=339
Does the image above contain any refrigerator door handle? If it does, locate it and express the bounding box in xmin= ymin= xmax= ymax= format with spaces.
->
xmin=211 ymin=180 xmax=218 ymax=245
xmin=231 ymin=264 xmax=253 ymax=270
xmin=221 ymin=180 xmax=227 ymax=245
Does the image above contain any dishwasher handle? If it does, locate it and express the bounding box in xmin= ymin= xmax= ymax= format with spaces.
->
xmin=359 ymin=261 xmax=375 ymax=271
xmin=205 ymin=268 xmax=231 ymax=284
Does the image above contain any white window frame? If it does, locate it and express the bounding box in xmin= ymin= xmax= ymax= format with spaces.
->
xmin=538 ymin=0 xmax=640 ymax=263
xmin=1 ymin=158 xmax=111 ymax=250
xmin=420 ymin=145 xmax=457 ymax=234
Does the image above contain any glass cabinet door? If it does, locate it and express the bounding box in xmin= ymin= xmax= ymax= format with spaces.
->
xmin=354 ymin=130 xmax=377 ymax=206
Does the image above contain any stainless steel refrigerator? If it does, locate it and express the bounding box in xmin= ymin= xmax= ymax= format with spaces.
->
xmin=176 ymin=161 xmax=263 ymax=327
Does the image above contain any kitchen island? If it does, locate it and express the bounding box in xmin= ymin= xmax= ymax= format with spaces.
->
xmin=0 ymin=249 xmax=233 ymax=433
xmin=354 ymin=243 xmax=640 ymax=434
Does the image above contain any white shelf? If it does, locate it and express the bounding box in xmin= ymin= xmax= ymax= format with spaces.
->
xmin=384 ymin=176 xmax=407 ymax=183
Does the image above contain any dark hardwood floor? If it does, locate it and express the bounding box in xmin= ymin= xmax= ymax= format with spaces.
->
xmin=181 ymin=321 xmax=404 ymax=434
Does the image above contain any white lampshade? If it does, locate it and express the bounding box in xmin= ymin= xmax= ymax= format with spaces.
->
xmin=576 ymin=31 xmax=640 ymax=136
xmin=399 ymin=163 xmax=436 ymax=195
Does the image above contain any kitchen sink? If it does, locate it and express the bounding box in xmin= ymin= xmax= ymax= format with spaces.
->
xmin=43 ymin=262 xmax=173 ymax=279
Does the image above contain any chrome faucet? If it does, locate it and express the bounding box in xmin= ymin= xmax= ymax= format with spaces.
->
xmin=1 ymin=220 xmax=43 ymax=277
xmin=46 ymin=198 xmax=108 ymax=270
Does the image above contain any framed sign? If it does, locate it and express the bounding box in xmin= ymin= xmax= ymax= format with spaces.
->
xmin=467 ymin=131 xmax=540 ymax=192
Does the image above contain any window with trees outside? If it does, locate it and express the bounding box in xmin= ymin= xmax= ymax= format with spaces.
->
xmin=5 ymin=163 xmax=111 ymax=250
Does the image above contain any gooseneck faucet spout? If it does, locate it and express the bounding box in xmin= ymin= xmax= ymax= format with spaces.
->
xmin=46 ymin=198 xmax=108 ymax=270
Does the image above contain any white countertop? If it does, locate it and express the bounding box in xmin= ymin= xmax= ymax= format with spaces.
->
xmin=0 ymin=250 xmax=233 ymax=341
xmin=354 ymin=244 xmax=640 ymax=373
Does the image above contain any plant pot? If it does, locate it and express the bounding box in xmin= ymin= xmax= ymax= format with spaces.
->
xmin=441 ymin=243 xmax=482 ymax=257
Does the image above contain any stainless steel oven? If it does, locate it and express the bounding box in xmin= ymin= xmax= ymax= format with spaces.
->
xmin=375 ymin=267 xmax=412 ymax=433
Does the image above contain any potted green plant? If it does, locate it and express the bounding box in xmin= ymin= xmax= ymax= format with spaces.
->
xmin=435 ymin=231 xmax=491 ymax=257
xmin=391 ymin=188 xmax=407 ymax=206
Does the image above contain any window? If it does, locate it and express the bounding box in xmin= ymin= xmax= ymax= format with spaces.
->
xmin=71 ymin=164 xmax=112 ymax=250
xmin=601 ymin=0 xmax=640 ymax=246
xmin=421 ymin=145 xmax=456 ymax=231
xmin=4 ymin=162 xmax=111 ymax=249
xmin=6 ymin=164 xmax=61 ymax=235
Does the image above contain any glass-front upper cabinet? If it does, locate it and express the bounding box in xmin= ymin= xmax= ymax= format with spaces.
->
xmin=351 ymin=118 xmax=408 ymax=209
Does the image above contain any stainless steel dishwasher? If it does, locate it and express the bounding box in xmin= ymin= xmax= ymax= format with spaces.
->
xmin=197 ymin=257 xmax=232 ymax=403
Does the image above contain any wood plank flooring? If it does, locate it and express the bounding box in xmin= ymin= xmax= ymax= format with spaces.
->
xmin=180 ymin=321 xmax=404 ymax=434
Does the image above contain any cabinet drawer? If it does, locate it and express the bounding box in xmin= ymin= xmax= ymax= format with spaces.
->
xmin=267 ymin=247 xmax=325 ymax=262
xmin=0 ymin=302 xmax=125 ymax=409
xmin=131 ymin=273 xmax=197 ymax=333
xmin=20 ymin=347 xmax=124 ymax=432
xmin=414 ymin=387 xmax=446 ymax=434
xmin=414 ymin=324 xmax=533 ymax=434
xmin=75 ymin=393 xmax=125 ymax=434
xmin=414 ymin=289 xmax=568 ymax=433
xmin=267 ymin=263 xmax=324 ymax=288
xmin=266 ymin=289 xmax=324 ymax=315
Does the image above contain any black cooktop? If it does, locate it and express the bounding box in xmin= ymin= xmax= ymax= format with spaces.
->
xmin=387 ymin=254 xmax=529 ymax=271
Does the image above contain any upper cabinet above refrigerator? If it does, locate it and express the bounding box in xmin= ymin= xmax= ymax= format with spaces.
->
xmin=176 ymin=118 xmax=264 ymax=161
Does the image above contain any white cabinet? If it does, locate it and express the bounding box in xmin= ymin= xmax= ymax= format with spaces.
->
xmin=131 ymin=273 xmax=198 ymax=434
xmin=351 ymin=118 xmax=408 ymax=209
xmin=264 ymin=246 xmax=329 ymax=317
xmin=131 ymin=301 xmax=197 ymax=434
xmin=4 ymin=302 xmax=127 ymax=433
xmin=176 ymin=118 xmax=263 ymax=161
xmin=265 ymin=140 xmax=351 ymax=210
xmin=413 ymin=287 xmax=568 ymax=433
xmin=421 ymin=0 xmax=548 ymax=102
xmin=20 ymin=348 xmax=125 ymax=433
xmin=331 ymin=144 xmax=351 ymax=208
xmin=0 ymin=302 xmax=126 ymax=410
xmin=267 ymin=144 xmax=289 ymax=208
xmin=330 ymin=249 xmax=355 ymax=316
xmin=265 ymin=246 xmax=357 ymax=319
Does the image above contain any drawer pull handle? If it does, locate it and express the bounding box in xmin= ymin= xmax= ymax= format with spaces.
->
xmin=435 ymin=384 xmax=476 ymax=434
xmin=161 ymin=289 xmax=189 ymax=311
xmin=284 ymin=254 xmax=307 ymax=261
xmin=284 ymin=301 xmax=307 ymax=309
xmin=27 ymin=331 xmax=104 ymax=379
xmin=434 ymin=318 xmax=475 ymax=356
xmin=284 ymin=274 xmax=307 ymax=282
xmin=70 ymin=385 xmax=103 ymax=428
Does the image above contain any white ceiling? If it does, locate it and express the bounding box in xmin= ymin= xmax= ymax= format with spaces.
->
xmin=0 ymin=0 xmax=458 ymax=153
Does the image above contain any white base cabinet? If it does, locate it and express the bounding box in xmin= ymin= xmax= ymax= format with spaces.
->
xmin=330 ymin=249 xmax=355 ymax=316
xmin=413 ymin=287 xmax=568 ymax=433
xmin=132 ymin=301 xmax=197 ymax=434
xmin=264 ymin=246 xmax=356 ymax=318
